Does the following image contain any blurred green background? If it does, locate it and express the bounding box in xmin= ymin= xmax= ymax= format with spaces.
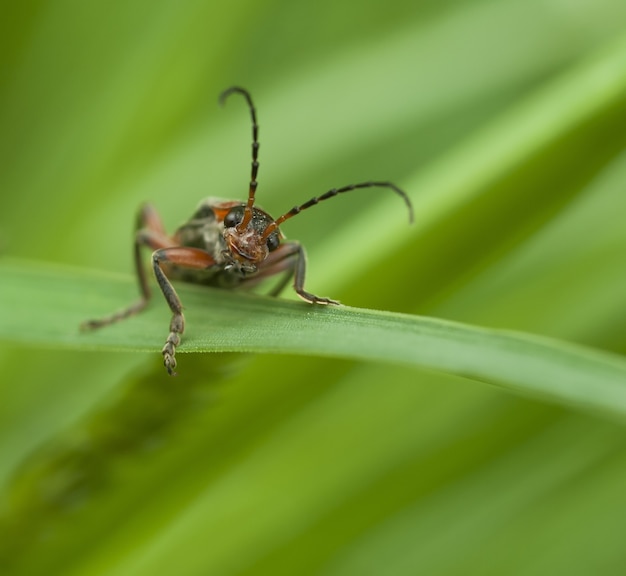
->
xmin=1 ymin=0 xmax=626 ymax=574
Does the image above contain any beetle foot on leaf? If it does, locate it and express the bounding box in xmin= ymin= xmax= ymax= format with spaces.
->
xmin=297 ymin=290 xmax=340 ymax=306
xmin=162 ymin=332 xmax=180 ymax=376
xmin=312 ymin=297 xmax=340 ymax=305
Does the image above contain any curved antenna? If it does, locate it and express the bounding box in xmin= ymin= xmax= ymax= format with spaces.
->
xmin=262 ymin=181 xmax=414 ymax=240
xmin=219 ymin=86 xmax=259 ymax=228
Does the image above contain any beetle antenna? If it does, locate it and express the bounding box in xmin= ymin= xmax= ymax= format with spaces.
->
xmin=262 ymin=181 xmax=414 ymax=240
xmin=219 ymin=86 xmax=259 ymax=228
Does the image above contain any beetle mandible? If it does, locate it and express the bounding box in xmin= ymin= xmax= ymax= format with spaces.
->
xmin=82 ymin=87 xmax=413 ymax=375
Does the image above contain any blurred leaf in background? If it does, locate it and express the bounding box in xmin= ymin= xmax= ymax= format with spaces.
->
xmin=0 ymin=0 xmax=626 ymax=575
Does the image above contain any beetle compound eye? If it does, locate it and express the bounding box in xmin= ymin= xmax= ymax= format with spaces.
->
xmin=224 ymin=207 xmax=245 ymax=228
xmin=266 ymin=232 xmax=280 ymax=252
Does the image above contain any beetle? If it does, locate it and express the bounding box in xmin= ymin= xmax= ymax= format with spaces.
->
xmin=82 ymin=87 xmax=413 ymax=375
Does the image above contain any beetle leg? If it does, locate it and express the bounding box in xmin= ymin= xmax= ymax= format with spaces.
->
xmin=133 ymin=203 xmax=170 ymax=303
xmin=266 ymin=260 xmax=297 ymax=297
xmin=237 ymin=241 xmax=295 ymax=295
xmin=254 ymin=241 xmax=339 ymax=304
xmin=82 ymin=204 xmax=175 ymax=330
xmin=151 ymin=247 xmax=217 ymax=376
xmin=291 ymin=242 xmax=339 ymax=305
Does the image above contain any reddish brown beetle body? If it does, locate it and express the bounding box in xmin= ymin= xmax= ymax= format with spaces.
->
xmin=83 ymin=87 xmax=413 ymax=375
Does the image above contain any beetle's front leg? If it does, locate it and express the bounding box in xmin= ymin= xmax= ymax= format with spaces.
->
xmin=291 ymin=242 xmax=339 ymax=305
xmin=151 ymin=247 xmax=216 ymax=375
xmin=254 ymin=241 xmax=339 ymax=305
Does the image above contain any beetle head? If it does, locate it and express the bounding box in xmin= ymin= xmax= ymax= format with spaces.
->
xmin=222 ymin=204 xmax=281 ymax=273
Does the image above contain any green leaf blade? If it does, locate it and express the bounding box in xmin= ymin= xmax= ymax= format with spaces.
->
xmin=1 ymin=258 xmax=624 ymax=418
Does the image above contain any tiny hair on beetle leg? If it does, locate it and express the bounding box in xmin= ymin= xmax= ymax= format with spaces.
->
xmin=82 ymin=87 xmax=413 ymax=375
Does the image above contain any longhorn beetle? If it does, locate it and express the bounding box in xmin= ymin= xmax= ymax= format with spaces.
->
xmin=82 ymin=87 xmax=413 ymax=375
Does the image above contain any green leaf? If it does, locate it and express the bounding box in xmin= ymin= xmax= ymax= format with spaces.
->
xmin=1 ymin=258 xmax=625 ymax=419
